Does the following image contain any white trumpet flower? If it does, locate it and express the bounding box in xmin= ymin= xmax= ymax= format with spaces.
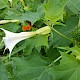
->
xmin=0 ymin=26 xmax=51 ymax=58
xmin=1 ymin=28 xmax=36 ymax=58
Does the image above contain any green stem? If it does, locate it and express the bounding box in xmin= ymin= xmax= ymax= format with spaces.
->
xmin=53 ymin=56 xmax=62 ymax=63
xmin=52 ymin=27 xmax=74 ymax=42
xmin=48 ymin=56 xmax=62 ymax=67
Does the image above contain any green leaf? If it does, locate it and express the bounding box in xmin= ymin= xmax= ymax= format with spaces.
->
xmin=10 ymin=49 xmax=50 ymax=80
xmin=47 ymin=51 xmax=80 ymax=80
xmin=0 ymin=23 xmax=20 ymax=32
xmin=37 ymin=71 xmax=54 ymax=80
xmin=23 ymin=35 xmax=49 ymax=55
xmin=12 ymin=0 xmax=20 ymax=7
xmin=5 ymin=11 xmax=40 ymax=25
xmin=25 ymin=0 xmax=44 ymax=12
xmin=66 ymin=0 xmax=80 ymax=14
xmin=14 ymin=66 xmax=45 ymax=80
xmin=25 ymin=49 xmax=49 ymax=67
xmin=42 ymin=0 xmax=69 ymax=24
xmin=10 ymin=41 xmax=26 ymax=57
xmin=0 ymin=0 xmax=8 ymax=9
xmin=50 ymin=16 xmax=79 ymax=47
xmin=46 ymin=47 xmax=60 ymax=61
xmin=0 ymin=60 xmax=9 ymax=80
xmin=0 ymin=0 xmax=80 ymax=80
xmin=58 ymin=46 xmax=80 ymax=60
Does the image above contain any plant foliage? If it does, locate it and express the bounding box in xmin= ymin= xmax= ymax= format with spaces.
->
xmin=0 ymin=0 xmax=80 ymax=80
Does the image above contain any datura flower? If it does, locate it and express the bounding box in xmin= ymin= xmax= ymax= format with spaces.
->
xmin=1 ymin=28 xmax=36 ymax=58
xmin=0 ymin=20 xmax=19 ymax=24
xmin=0 ymin=26 xmax=51 ymax=58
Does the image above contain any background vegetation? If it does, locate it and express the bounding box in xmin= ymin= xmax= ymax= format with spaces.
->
xmin=0 ymin=0 xmax=80 ymax=80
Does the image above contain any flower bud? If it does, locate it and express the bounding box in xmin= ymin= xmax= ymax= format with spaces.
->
xmin=0 ymin=20 xmax=19 ymax=24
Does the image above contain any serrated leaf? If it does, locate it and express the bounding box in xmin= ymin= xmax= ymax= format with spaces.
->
xmin=23 ymin=35 xmax=49 ymax=55
xmin=5 ymin=12 xmax=40 ymax=25
xmin=47 ymin=52 xmax=80 ymax=80
xmin=25 ymin=0 xmax=44 ymax=12
xmin=50 ymin=16 xmax=79 ymax=47
xmin=26 ymin=49 xmax=48 ymax=67
xmin=10 ymin=49 xmax=50 ymax=80
xmin=42 ymin=0 xmax=69 ymax=24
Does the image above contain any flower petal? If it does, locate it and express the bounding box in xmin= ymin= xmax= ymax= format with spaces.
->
xmin=0 ymin=28 xmax=36 ymax=58
xmin=0 ymin=26 xmax=51 ymax=58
